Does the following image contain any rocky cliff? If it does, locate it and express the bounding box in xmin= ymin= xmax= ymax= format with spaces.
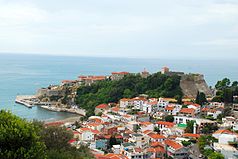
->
xmin=180 ymin=74 xmax=212 ymax=98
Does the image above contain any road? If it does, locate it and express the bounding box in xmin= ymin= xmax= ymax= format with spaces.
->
xmin=189 ymin=143 xmax=203 ymax=159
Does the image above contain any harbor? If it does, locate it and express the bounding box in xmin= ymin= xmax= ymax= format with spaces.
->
xmin=15 ymin=95 xmax=39 ymax=108
xmin=15 ymin=95 xmax=86 ymax=116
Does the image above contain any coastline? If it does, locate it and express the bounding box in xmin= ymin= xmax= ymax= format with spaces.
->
xmin=44 ymin=116 xmax=81 ymax=124
xmin=40 ymin=105 xmax=86 ymax=116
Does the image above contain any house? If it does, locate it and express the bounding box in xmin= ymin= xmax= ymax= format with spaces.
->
xmin=179 ymin=108 xmax=196 ymax=117
xmin=146 ymin=147 xmax=165 ymax=159
xmin=132 ymin=97 xmax=147 ymax=110
xmin=202 ymin=108 xmax=222 ymax=119
xmin=112 ymin=145 xmax=121 ymax=154
xmin=102 ymin=126 xmax=118 ymax=135
xmin=87 ymin=122 xmax=103 ymax=131
xmin=187 ymin=104 xmax=201 ymax=114
xmin=164 ymin=140 xmax=188 ymax=159
xmin=213 ymin=143 xmax=238 ymax=159
xmin=77 ymin=127 xmax=100 ymax=141
xmin=212 ymin=129 xmax=237 ymax=140
xmin=165 ymin=106 xmax=174 ymax=115
xmin=126 ymin=121 xmax=139 ymax=132
xmin=147 ymin=133 xmax=166 ymax=142
xmin=78 ymin=75 xmax=106 ymax=86
xmin=158 ymin=98 xmax=169 ymax=110
xmin=139 ymin=122 xmax=154 ymax=132
xmin=95 ymin=104 xmax=109 ymax=115
xmin=182 ymin=133 xmax=200 ymax=140
xmin=222 ymin=116 xmax=237 ymax=128
xmin=120 ymin=98 xmax=133 ymax=108
xmin=156 ymin=121 xmax=175 ymax=129
xmin=123 ymin=147 xmax=145 ymax=159
xmin=111 ymin=72 xmax=129 ymax=81
xmin=141 ymin=69 xmax=150 ymax=78
xmin=128 ymin=133 xmax=149 ymax=148
xmin=174 ymin=116 xmax=194 ymax=124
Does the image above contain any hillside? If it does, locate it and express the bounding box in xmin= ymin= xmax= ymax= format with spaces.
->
xmin=76 ymin=72 xmax=183 ymax=116
xmin=180 ymin=74 xmax=212 ymax=98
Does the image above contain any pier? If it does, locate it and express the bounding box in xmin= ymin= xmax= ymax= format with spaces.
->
xmin=15 ymin=95 xmax=38 ymax=108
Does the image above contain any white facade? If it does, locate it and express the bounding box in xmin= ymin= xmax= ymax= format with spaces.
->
xmin=112 ymin=145 xmax=121 ymax=154
xmin=158 ymin=98 xmax=169 ymax=110
xmin=218 ymin=134 xmax=238 ymax=144
xmin=207 ymin=110 xmax=222 ymax=119
xmin=79 ymin=131 xmax=94 ymax=141
xmin=214 ymin=143 xmax=238 ymax=159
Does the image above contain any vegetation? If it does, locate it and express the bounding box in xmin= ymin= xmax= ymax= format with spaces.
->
xmin=0 ymin=110 xmax=94 ymax=159
xmin=164 ymin=115 xmax=174 ymax=122
xmin=185 ymin=120 xmax=195 ymax=133
xmin=195 ymin=91 xmax=207 ymax=105
xmin=154 ymin=126 xmax=160 ymax=134
xmin=76 ymin=73 xmax=182 ymax=116
xmin=201 ymin=124 xmax=218 ymax=134
xmin=198 ymin=135 xmax=219 ymax=157
xmin=0 ymin=110 xmax=46 ymax=159
xmin=181 ymin=140 xmax=191 ymax=147
xmin=213 ymin=78 xmax=238 ymax=103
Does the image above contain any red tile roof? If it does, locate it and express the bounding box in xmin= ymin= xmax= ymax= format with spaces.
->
xmin=111 ymin=107 xmax=120 ymax=112
xmin=164 ymin=140 xmax=183 ymax=150
xmin=143 ymin=130 xmax=153 ymax=134
xmin=182 ymin=133 xmax=200 ymax=138
xmin=213 ymin=129 xmax=234 ymax=135
xmin=150 ymin=142 xmax=164 ymax=148
xmin=96 ymin=104 xmax=109 ymax=109
xmin=180 ymin=108 xmax=195 ymax=114
xmin=111 ymin=72 xmax=129 ymax=75
xmin=157 ymin=121 xmax=175 ymax=127
xmin=148 ymin=133 xmax=166 ymax=139
xmin=134 ymin=148 xmax=143 ymax=153
xmin=140 ymin=121 xmax=153 ymax=126
xmin=147 ymin=147 xmax=165 ymax=153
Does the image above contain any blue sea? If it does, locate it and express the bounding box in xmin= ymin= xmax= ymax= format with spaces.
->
xmin=0 ymin=53 xmax=237 ymax=121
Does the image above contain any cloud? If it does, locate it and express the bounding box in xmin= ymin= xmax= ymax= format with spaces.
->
xmin=0 ymin=2 xmax=48 ymax=26
xmin=0 ymin=0 xmax=238 ymax=59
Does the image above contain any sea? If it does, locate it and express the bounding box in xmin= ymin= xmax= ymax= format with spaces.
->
xmin=0 ymin=53 xmax=237 ymax=121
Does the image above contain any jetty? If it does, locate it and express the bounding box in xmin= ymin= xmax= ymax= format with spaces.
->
xmin=15 ymin=95 xmax=39 ymax=108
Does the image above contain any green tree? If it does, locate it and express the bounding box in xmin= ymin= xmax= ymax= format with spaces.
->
xmin=154 ymin=126 xmax=160 ymax=134
xmin=76 ymin=73 xmax=183 ymax=116
xmin=232 ymin=81 xmax=238 ymax=87
xmin=109 ymin=136 xmax=118 ymax=148
xmin=196 ymin=92 xmax=207 ymax=105
xmin=40 ymin=126 xmax=73 ymax=150
xmin=208 ymin=152 xmax=224 ymax=159
xmin=175 ymin=95 xmax=183 ymax=104
xmin=165 ymin=115 xmax=174 ymax=122
xmin=123 ymin=89 xmax=133 ymax=98
xmin=201 ymin=124 xmax=218 ymax=134
xmin=185 ymin=120 xmax=195 ymax=133
xmin=215 ymin=78 xmax=231 ymax=89
xmin=223 ymin=88 xmax=233 ymax=103
xmin=0 ymin=110 xmax=46 ymax=159
xmin=181 ymin=141 xmax=191 ymax=147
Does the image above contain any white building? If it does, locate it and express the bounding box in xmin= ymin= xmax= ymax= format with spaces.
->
xmin=214 ymin=143 xmax=238 ymax=159
xmin=158 ymin=98 xmax=169 ymax=110
xmin=112 ymin=145 xmax=121 ymax=154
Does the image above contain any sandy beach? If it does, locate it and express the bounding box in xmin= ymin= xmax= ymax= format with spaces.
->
xmin=44 ymin=116 xmax=82 ymax=124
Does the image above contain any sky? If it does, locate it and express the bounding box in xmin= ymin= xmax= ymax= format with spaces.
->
xmin=0 ymin=0 xmax=238 ymax=59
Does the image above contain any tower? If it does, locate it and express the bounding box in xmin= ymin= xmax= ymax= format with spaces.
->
xmin=193 ymin=122 xmax=197 ymax=134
